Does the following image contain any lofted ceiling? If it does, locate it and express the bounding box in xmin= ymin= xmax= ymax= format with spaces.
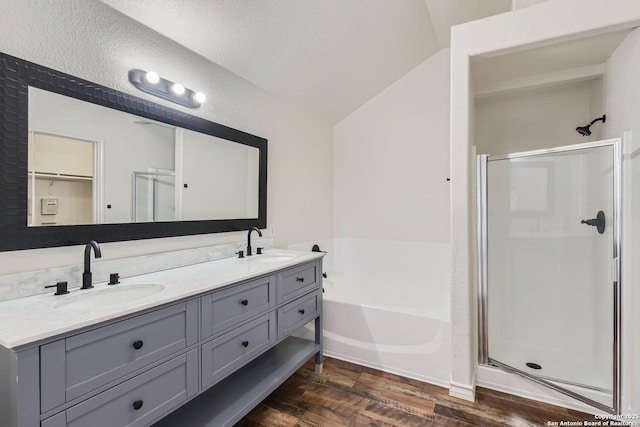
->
xmin=101 ymin=0 xmax=512 ymax=124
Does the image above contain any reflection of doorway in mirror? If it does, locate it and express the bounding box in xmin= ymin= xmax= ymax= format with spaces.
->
xmin=27 ymin=131 xmax=101 ymax=226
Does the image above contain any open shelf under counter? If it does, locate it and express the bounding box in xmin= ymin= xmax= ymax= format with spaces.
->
xmin=153 ymin=336 xmax=320 ymax=427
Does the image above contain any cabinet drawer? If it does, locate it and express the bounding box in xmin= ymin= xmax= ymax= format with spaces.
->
xmin=278 ymin=290 xmax=320 ymax=338
xmin=201 ymin=275 xmax=274 ymax=339
xmin=279 ymin=262 xmax=319 ymax=302
xmin=41 ymin=350 xmax=199 ymax=427
xmin=41 ymin=300 xmax=198 ymax=413
xmin=201 ymin=312 xmax=275 ymax=389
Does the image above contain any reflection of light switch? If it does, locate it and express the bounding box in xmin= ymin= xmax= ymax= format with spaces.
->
xmin=41 ymin=198 xmax=58 ymax=215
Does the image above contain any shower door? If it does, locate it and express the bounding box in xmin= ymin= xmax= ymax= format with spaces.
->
xmin=132 ymin=169 xmax=176 ymax=222
xmin=478 ymin=139 xmax=621 ymax=414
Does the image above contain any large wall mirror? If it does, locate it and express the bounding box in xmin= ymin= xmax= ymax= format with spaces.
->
xmin=0 ymin=52 xmax=267 ymax=251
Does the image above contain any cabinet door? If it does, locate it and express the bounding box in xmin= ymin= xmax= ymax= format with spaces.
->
xmin=41 ymin=350 xmax=198 ymax=427
xmin=41 ymin=300 xmax=198 ymax=412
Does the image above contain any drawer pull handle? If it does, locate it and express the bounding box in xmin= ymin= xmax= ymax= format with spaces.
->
xmin=240 ymin=299 xmax=248 ymax=306
xmin=298 ymin=309 xmax=305 ymax=315
xmin=132 ymin=400 xmax=144 ymax=410
xmin=296 ymin=277 xmax=304 ymax=283
xmin=242 ymin=340 xmax=249 ymax=347
xmin=132 ymin=340 xmax=144 ymax=350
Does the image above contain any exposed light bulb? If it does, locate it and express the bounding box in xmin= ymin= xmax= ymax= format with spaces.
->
xmin=129 ymin=69 xmax=203 ymax=108
xmin=171 ymin=83 xmax=185 ymax=95
xmin=144 ymin=71 xmax=160 ymax=84
xmin=193 ymin=92 xmax=206 ymax=104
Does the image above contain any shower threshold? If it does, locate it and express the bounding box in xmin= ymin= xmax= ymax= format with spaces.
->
xmin=489 ymin=358 xmax=615 ymax=414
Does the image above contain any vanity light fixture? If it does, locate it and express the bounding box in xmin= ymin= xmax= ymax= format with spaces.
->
xmin=128 ymin=69 xmax=205 ymax=109
xmin=171 ymin=82 xmax=185 ymax=95
xmin=193 ymin=92 xmax=206 ymax=104
xmin=144 ymin=71 xmax=160 ymax=84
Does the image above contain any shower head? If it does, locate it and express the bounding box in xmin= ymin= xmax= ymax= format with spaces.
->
xmin=576 ymin=114 xmax=606 ymax=137
xmin=576 ymin=125 xmax=592 ymax=136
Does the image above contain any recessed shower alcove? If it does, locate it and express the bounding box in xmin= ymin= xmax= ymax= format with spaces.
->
xmin=472 ymin=28 xmax=632 ymax=414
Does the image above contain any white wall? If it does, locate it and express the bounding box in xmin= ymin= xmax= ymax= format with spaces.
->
xmin=181 ymin=130 xmax=259 ymax=220
xmin=330 ymin=49 xmax=452 ymax=387
xmin=605 ymin=27 xmax=640 ymax=415
xmin=511 ymin=0 xmax=549 ymax=10
xmin=0 ymin=0 xmax=333 ymax=273
xmin=451 ymin=0 xmax=640 ymax=412
xmin=334 ymin=48 xmax=450 ymax=243
xmin=475 ymin=79 xmax=603 ymax=155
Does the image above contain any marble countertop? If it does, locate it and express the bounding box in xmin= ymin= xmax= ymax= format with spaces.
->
xmin=0 ymin=249 xmax=324 ymax=349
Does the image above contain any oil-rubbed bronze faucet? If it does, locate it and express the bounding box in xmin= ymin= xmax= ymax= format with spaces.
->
xmin=82 ymin=240 xmax=102 ymax=289
xmin=246 ymin=227 xmax=262 ymax=256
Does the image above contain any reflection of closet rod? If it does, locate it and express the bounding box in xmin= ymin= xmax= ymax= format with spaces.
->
xmin=132 ymin=171 xmax=176 ymax=177
xmin=131 ymin=171 xmax=175 ymax=223
xmin=32 ymin=172 xmax=93 ymax=181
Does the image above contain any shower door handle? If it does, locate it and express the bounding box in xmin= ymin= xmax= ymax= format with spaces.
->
xmin=580 ymin=210 xmax=605 ymax=234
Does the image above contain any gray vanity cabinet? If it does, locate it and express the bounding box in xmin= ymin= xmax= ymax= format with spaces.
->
xmin=41 ymin=350 xmax=199 ymax=427
xmin=201 ymin=312 xmax=276 ymax=388
xmin=40 ymin=301 xmax=199 ymax=412
xmin=279 ymin=262 xmax=319 ymax=302
xmin=278 ymin=289 xmax=321 ymax=338
xmin=200 ymin=275 xmax=275 ymax=339
xmin=0 ymin=259 xmax=323 ymax=427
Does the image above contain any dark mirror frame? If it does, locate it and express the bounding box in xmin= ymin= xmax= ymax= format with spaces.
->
xmin=0 ymin=52 xmax=267 ymax=252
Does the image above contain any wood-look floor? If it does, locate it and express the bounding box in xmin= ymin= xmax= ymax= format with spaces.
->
xmin=237 ymin=356 xmax=603 ymax=426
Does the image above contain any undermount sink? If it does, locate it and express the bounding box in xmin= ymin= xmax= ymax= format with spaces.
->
xmin=247 ymin=253 xmax=296 ymax=264
xmin=54 ymin=284 xmax=166 ymax=309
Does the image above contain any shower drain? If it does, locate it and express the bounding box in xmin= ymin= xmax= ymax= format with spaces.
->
xmin=526 ymin=362 xmax=542 ymax=370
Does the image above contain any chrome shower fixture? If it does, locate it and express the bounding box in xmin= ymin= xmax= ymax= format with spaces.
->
xmin=576 ymin=114 xmax=606 ymax=136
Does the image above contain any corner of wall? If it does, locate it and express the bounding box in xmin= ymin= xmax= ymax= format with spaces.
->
xmin=605 ymin=28 xmax=640 ymax=415
xmin=449 ymin=378 xmax=477 ymax=402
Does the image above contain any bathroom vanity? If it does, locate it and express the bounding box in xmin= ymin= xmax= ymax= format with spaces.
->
xmin=0 ymin=51 xmax=325 ymax=426
xmin=0 ymin=250 xmax=323 ymax=427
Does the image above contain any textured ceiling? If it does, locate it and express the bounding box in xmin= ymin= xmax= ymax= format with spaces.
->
xmin=101 ymin=0 xmax=511 ymax=124
xmin=424 ymin=0 xmax=512 ymax=47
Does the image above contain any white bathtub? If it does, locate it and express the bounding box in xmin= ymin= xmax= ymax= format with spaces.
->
xmin=295 ymin=239 xmax=451 ymax=387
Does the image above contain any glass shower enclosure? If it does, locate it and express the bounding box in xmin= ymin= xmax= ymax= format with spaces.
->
xmin=132 ymin=169 xmax=176 ymax=222
xmin=477 ymin=139 xmax=621 ymax=414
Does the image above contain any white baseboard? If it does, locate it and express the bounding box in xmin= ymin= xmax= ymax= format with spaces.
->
xmin=449 ymin=379 xmax=476 ymax=402
xmin=323 ymin=350 xmax=451 ymax=389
